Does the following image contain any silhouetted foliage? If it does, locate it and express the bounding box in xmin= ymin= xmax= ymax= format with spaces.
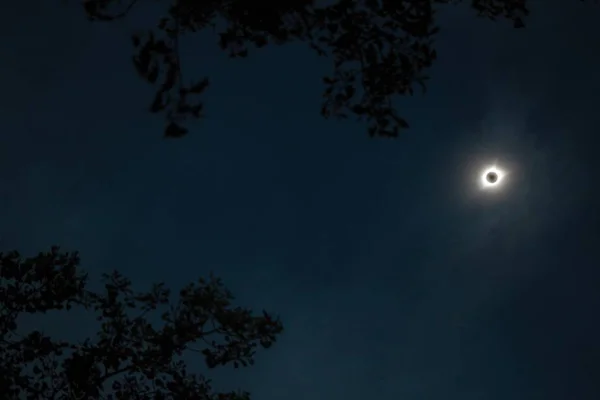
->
xmin=80 ymin=0 xmax=597 ymax=138
xmin=0 ymin=247 xmax=283 ymax=399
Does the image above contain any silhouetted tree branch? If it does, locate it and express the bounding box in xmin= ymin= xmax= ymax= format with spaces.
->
xmin=76 ymin=0 xmax=595 ymax=138
xmin=0 ymin=246 xmax=283 ymax=399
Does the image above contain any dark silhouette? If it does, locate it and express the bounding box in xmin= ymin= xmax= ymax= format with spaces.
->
xmin=0 ymin=247 xmax=282 ymax=399
xmin=80 ymin=0 xmax=536 ymax=138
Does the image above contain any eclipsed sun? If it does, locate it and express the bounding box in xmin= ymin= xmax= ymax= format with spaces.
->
xmin=481 ymin=166 xmax=505 ymax=189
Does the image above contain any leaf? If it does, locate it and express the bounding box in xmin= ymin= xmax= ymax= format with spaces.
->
xmin=132 ymin=34 xmax=141 ymax=47
xmin=165 ymin=121 xmax=188 ymax=138
xmin=147 ymin=65 xmax=159 ymax=84
xmin=188 ymin=78 xmax=209 ymax=94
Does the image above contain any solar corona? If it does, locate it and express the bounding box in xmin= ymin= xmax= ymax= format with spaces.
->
xmin=481 ymin=166 xmax=504 ymax=189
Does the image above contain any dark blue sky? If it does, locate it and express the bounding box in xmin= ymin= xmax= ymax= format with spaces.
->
xmin=1 ymin=0 xmax=599 ymax=399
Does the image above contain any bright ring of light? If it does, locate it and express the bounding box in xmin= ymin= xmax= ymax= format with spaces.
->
xmin=481 ymin=166 xmax=505 ymax=188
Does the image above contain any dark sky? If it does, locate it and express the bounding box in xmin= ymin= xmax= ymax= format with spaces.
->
xmin=1 ymin=0 xmax=600 ymax=399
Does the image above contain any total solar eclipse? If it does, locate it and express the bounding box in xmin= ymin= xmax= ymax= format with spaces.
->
xmin=481 ymin=166 xmax=504 ymax=188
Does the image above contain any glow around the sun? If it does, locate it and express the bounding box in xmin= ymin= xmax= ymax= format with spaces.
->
xmin=481 ymin=166 xmax=505 ymax=189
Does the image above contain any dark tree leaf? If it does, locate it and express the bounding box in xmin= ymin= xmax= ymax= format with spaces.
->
xmin=165 ymin=121 xmax=188 ymax=138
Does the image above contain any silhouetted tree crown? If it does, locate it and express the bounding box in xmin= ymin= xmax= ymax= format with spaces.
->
xmin=0 ymin=247 xmax=282 ymax=399
xmin=79 ymin=0 xmax=594 ymax=138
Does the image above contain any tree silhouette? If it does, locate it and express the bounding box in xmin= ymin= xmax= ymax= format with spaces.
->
xmin=0 ymin=246 xmax=283 ymax=399
xmin=79 ymin=0 xmax=539 ymax=138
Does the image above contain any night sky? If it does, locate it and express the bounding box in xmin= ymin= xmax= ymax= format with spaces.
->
xmin=1 ymin=0 xmax=599 ymax=399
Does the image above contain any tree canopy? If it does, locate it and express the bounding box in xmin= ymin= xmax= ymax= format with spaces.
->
xmin=0 ymin=247 xmax=282 ymax=399
xmin=80 ymin=0 xmax=536 ymax=138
